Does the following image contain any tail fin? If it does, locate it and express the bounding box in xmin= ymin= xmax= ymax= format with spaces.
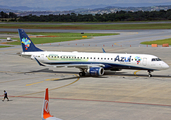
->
xmin=18 ymin=29 xmax=43 ymax=52
xmin=42 ymin=88 xmax=53 ymax=120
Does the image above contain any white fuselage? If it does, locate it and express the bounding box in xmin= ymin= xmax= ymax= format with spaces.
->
xmin=21 ymin=51 xmax=169 ymax=71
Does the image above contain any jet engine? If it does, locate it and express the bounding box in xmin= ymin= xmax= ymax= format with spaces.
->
xmin=87 ymin=67 xmax=104 ymax=76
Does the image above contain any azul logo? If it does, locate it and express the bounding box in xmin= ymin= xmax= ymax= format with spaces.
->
xmin=22 ymin=38 xmax=31 ymax=50
xmin=134 ymin=56 xmax=141 ymax=64
xmin=44 ymin=100 xmax=49 ymax=113
xmin=114 ymin=55 xmax=132 ymax=62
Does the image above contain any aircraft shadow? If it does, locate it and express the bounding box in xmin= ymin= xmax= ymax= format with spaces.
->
xmin=23 ymin=68 xmax=170 ymax=78
xmin=25 ymin=68 xmax=78 ymax=74
xmin=53 ymin=76 xmax=79 ymax=81
xmin=105 ymin=71 xmax=171 ymax=78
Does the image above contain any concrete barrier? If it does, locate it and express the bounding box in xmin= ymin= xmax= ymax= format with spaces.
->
xmin=162 ymin=43 xmax=169 ymax=47
xmin=151 ymin=44 xmax=158 ymax=47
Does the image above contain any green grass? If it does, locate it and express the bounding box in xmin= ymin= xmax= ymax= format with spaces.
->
xmin=0 ymin=46 xmax=12 ymax=48
xmin=4 ymin=32 xmax=119 ymax=45
xmin=141 ymin=38 xmax=171 ymax=45
xmin=8 ymin=37 xmax=85 ymax=45
xmin=1 ymin=23 xmax=171 ymax=30
xmin=28 ymin=32 xmax=118 ymax=36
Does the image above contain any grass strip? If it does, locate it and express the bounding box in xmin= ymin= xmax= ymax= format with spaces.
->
xmin=2 ymin=32 xmax=118 ymax=45
xmin=0 ymin=46 xmax=12 ymax=48
xmin=0 ymin=23 xmax=171 ymax=30
xmin=141 ymin=38 xmax=171 ymax=45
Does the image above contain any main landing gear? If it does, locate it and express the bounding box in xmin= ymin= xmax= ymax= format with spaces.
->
xmin=148 ymin=70 xmax=153 ymax=77
xmin=79 ymin=72 xmax=86 ymax=77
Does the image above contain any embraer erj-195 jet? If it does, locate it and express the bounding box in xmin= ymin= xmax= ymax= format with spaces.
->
xmin=18 ymin=29 xmax=169 ymax=77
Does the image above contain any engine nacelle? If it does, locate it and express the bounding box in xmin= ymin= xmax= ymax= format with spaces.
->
xmin=87 ymin=67 xmax=104 ymax=76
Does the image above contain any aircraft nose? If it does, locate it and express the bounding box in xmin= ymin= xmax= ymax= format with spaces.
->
xmin=163 ymin=62 xmax=169 ymax=69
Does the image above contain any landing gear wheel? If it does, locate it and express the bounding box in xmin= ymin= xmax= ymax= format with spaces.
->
xmin=148 ymin=74 xmax=152 ymax=77
xmin=79 ymin=72 xmax=86 ymax=77
xmin=148 ymin=70 xmax=153 ymax=78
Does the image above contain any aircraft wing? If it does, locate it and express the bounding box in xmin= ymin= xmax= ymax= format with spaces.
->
xmin=34 ymin=57 xmax=105 ymax=69
xmin=54 ymin=64 xmax=105 ymax=68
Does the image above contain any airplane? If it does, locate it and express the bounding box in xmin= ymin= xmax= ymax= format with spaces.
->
xmin=42 ymin=88 xmax=62 ymax=120
xmin=18 ymin=29 xmax=169 ymax=77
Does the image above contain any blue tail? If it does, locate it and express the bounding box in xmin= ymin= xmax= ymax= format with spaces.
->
xmin=18 ymin=29 xmax=43 ymax=52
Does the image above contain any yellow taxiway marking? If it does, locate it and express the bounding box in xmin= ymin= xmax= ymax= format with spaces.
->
xmin=18 ymin=74 xmax=79 ymax=97
xmin=114 ymin=42 xmax=120 ymax=46
xmin=26 ymin=81 xmax=44 ymax=86
xmin=0 ymin=76 xmax=42 ymax=84
xmin=26 ymin=78 xmax=59 ymax=86
xmin=134 ymin=70 xmax=141 ymax=76
xmin=50 ymin=75 xmax=79 ymax=91
xmin=45 ymin=78 xmax=59 ymax=81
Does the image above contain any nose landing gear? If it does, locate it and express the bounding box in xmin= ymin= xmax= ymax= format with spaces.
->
xmin=148 ymin=70 xmax=153 ymax=77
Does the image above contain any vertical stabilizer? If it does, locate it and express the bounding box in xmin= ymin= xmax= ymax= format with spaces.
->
xmin=42 ymin=88 xmax=53 ymax=120
xmin=18 ymin=29 xmax=43 ymax=52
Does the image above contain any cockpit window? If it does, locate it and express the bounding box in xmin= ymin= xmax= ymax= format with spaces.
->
xmin=151 ymin=58 xmax=162 ymax=61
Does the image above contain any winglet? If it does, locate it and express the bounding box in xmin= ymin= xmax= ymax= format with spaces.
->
xmin=102 ymin=48 xmax=106 ymax=53
xmin=42 ymin=88 xmax=53 ymax=120
xmin=34 ymin=57 xmax=45 ymax=66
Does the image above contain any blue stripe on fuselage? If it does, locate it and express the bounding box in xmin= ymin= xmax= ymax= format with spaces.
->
xmin=43 ymin=61 xmax=155 ymax=71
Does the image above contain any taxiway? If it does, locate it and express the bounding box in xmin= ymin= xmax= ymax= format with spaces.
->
xmin=0 ymin=45 xmax=171 ymax=120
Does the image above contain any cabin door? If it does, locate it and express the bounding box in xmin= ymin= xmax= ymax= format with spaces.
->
xmin=40 ymin=54 xmax=44 ymax=60
xmin=142 ymin=58 xmax=147 ymax=66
